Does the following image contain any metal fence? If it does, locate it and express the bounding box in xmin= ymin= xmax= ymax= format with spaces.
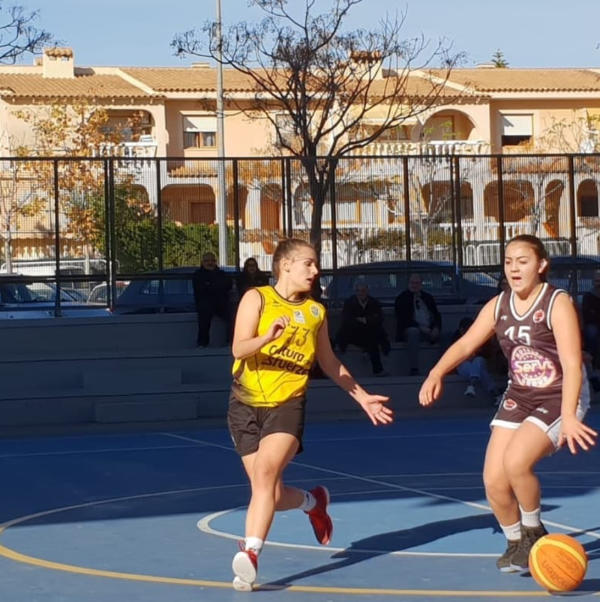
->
xmin=1 ymin=153 xmax=599 ymax=307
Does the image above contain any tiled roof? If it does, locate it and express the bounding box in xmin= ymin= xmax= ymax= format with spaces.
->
xmin=122 ymin=67 xmax=260 ymax=92
xmin=370 ymin=74 xmax=482 ymax=99
xmin=0 ymin=73 xmax=154 ymax=98
xmin=436 ymin=68 xmax=600 ymax=93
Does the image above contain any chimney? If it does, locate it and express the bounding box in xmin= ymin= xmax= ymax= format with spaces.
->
xmin=42 ymin=47 xmax=75 ymax=78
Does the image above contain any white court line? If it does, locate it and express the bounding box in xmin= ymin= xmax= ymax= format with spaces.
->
xmin=164 ymin=433 xmax=600 ymax=544
xmin=196 ymin=510 xmax=497 ymax=558
xmin=0 ymin=444 xmax=202 ymax=459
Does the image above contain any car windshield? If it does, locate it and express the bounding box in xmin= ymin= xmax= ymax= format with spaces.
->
xmin=324 ymin=263 xmax=497 ymax=306
xmin=140 ymin=279 xmax=193 ymax=296
xmin=0 ymin=282 xmax=77 ymax=304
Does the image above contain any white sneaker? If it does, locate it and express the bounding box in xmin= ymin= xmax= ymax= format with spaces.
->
xmin=232 ymin=576 xmax=253 ymax=592
xmin=232 ymin=548 xmax=258 ymax=591
xmin=464 ymin=385 xmax=476 ymax=397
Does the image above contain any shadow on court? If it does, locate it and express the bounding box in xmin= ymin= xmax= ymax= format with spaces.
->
xmin=260 ymin=510 xmax=563 ymax=590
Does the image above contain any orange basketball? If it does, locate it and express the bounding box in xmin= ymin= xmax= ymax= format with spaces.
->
xmin=529 ymin=534 xmax=587 ymax=592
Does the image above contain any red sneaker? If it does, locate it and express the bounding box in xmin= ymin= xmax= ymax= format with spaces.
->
xmin=305 ymin=485 xmax=333 ymax=545
xmin=232 ymin=544 xmax=258 ymax=591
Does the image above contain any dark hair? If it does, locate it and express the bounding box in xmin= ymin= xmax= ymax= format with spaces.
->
xmin=272 ymin=238 xmax=314 ymax=280
xmin=242 ymin=257 xmax=259 ymax=272
xmin=506 ymin=234 xmax=549 ymax=280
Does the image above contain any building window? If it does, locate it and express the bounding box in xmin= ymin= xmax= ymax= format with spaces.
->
xmin=501 ymin=114 xmax=533 ymax=147
xmin=183 ymin=115 xmax=217 ymax=149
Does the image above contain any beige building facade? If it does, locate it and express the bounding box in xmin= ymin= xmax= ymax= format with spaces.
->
xmin=1 ymin=48 xmax=600 ymax=268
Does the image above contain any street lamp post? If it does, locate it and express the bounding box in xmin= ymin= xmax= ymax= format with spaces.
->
xmin=216 ymin=0 xmax=228 ymax=265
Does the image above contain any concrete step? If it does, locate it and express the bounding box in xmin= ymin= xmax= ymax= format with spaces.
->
xmin=0 ymin=374 xmax=497 ymax=427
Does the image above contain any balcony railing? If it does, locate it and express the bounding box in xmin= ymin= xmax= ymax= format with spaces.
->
xmin=92 ymin=135 xmax=157 ymax=161
xmin=350 ymin=139 xmax=490 ymax=157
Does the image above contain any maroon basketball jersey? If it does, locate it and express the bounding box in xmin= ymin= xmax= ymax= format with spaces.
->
xmin=494 ymin=283 xmax=567 ymax=405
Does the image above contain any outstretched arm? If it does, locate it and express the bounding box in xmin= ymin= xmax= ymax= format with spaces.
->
xmin=419 ymin=297 xmax=497 ymax=406
xmin=316 ymin=317 xmax=392 ymax=426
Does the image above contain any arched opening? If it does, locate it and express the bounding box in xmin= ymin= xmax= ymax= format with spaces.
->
xmin=420 ymin=180 xmax=473 ymax=220
xmin=260 ymin=183 xmax=282 ymax=231
xmin=543 ymin=179 xmax=564 ymax=238
xmin=484 ymin=180 xmax=535 ymax=222
xmin=420 ymin=110 xmax=475 ymax=141
xmin=161 ymin=184 xmax=215 ymax=224
xmin=227 ymin=185 xmax=248 ymax=227
xmin=577 ymin=179 xmax=599 ymax=217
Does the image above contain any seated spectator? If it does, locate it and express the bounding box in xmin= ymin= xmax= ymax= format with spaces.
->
xmin=237 ymin=257 xmax=269 ymax=298
xmin=452 ymin=317 xmax=502 ymax=403
xmin=394 ymin=273 xmax=441 ymax=375
xmin=582 ymin=270 xmax=600 ymax=369
xmin=335 ymin=281 xmax=391 ymax=376
xmin=581 ymin=270 xmax=600 ymax=392
xmin=192 ymin=252 xmax=233 ymax=347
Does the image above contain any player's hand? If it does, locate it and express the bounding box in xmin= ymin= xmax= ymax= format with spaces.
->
xmin=357 ymin=394 xmax=393 ymax=426
xmin=559 ymin=415 xmax=597 ymax=454
xmin=419 ymin=372 xmax=443 ymax=407
xmin=265 ymin=315 xmax=290 ymax=342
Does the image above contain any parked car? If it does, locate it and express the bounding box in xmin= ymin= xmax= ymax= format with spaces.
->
xmin=546 ymin=255 xmax=600 ymax=297
xmin=87 ymin=281 xmax=129 ymax=305
xmin=112 ymin=267 xmax=238 ymax=314
xmin=323 ymin=261 xmax=498 ymax=308
xmin=488 ymin=255 xmax=600 ymax=301
xmin=0 ymin=277 xmax=111 ymax=319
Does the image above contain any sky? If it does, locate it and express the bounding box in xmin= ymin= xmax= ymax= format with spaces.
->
xmin=8 ymin=0 xmax=600 ymax=69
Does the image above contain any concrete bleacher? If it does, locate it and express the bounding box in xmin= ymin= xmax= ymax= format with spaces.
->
xmin=0 ymin=306 xmax=500 ymax=433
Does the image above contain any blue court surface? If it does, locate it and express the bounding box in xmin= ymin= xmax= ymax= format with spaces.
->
xmin=0 ymin=409 xmax=599 ymax=601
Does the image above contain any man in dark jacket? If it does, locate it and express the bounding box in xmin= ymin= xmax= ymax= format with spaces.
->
xmin=192 ymin=252 xmax=233 ymax=347
xmin=335 ymin=281 xmax=391 ymax=376
xmin=394 ymin=273 xmax=441 ymax=375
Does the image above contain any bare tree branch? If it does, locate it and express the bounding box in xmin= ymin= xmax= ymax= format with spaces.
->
xmin=172 ymin=0 xmax=464 ymax=257
xmin=0 ymin=2 xmax=53 ymax=64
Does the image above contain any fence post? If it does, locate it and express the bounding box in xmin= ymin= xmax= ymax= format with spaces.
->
xmin=108 ymin=158 xmax=117 ymax=311
xmin=53 ymin=159 xmax=62 ymax=317
xmin=403 ymin=156 xmax=411 ymax=262
xmin=102 ymin=159 xmax=113 ymax=310
xmin=284 ymin=157 xmax=293 ymax=238
xmin=567 ymin=155 xmax=577 ymax=257
xmin=453 ymin=156 xmax=463 ymax=278
xmin=233 ymin=159 xmax=240 ymax=269
xmin=496 ymin=155 xmax=506 ymax=266
xmin=329 ymin=157 xmax=338 ymax=271
xmin=156 ymin=158 xmax=163 ymax=272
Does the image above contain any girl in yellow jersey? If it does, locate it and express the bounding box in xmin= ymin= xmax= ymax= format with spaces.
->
xmin=228 ymin=238 xmax=393 ymax=591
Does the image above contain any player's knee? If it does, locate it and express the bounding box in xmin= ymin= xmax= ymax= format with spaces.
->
xmin=483 ymin=471 xmax=508 ymax=499
xmin=502 ymin=452 xmax=530 ymax=481
xmin=251 ymin=464 xmax=279 ymax=490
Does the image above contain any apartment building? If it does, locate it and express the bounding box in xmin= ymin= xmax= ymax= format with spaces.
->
xmin=1 ymin=48 xmax=600 ymax=267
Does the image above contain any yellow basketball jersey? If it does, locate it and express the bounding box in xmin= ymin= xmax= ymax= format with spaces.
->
xmin=231 ymin=285 xmax=326 ymax=407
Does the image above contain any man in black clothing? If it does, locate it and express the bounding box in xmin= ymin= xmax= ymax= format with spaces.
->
xmin=335 ymin=281 xmax=391 ymax=376
xmin=394 ymin=273 xmax=441 ymax=375
xmin=192 ymin=252 xmax=233 ymax=347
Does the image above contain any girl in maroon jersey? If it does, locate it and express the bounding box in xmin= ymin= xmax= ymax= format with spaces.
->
xmin=419 ymin=234 xmax=597 ymax=573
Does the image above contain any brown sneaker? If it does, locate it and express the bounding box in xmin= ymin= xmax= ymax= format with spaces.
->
xmin=509 ymin=524 xmax=548 ymax=571
xmin=496 ymin=539 xmax=520 ymax=572
xmin=305 ymin=485 xmax=333 ymax=545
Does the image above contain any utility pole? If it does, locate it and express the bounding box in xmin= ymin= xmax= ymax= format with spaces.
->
xmin=216 ymin=0 xmax=228 ymax=265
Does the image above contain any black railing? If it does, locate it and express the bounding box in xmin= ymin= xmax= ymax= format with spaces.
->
xmin=1 ymin=153 xmax=599 ymax=313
